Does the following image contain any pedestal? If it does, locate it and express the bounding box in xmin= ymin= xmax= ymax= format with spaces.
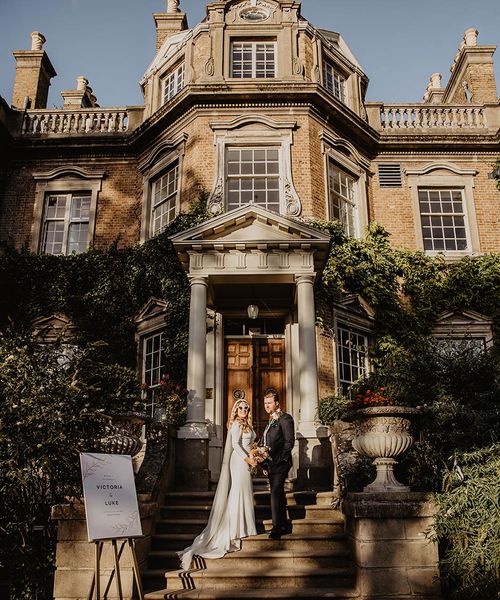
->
xmin=344 ymin=492 xmax=442 ymax=599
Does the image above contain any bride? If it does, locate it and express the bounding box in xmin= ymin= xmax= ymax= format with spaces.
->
xmin=178 ymin=399 xmax=258 ymax=570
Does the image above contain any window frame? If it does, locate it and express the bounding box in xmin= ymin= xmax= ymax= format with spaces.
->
xmin=321 ymin=135 xmax=369 ymax=238
xmin=335 ymin=324 xmax=370 ymax=395
xmin=31 ymin=168 xmax=103 ymax=254
xmin=161 ymin=61 xmax=185 ymax=105
xmin=230 ymin=39 xmax=277 ymax=79
xmin=40 ymin=191 xmax=92 ymax=255
xmin=139 ymin=136 xmax=186 ymax=243
xmin=150 ymin=162 xmax=180 ymax=236
xmin=225 ymin=145 xmax=282 ymax=213
xmin=322 ymin=59 xmax=347 ymax=103
xmin=407 ymin=164 xmax=480 ymax=257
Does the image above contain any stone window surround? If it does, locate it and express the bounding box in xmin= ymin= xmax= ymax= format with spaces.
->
xmin=431 ymin=310 xmax=493 ymax=349
xmin=332 ymin=306 xmax=373 ymax=394
xmin=224 ymin=32 xmax=279 ymax=80
xmin=321 ymin=132 xmax=369 ymax=237
xmin=208 ymin=115 xmax=302 ymax=216
xmin=406 ymin=162 xmax=480 ymax=257
xmin=139 ymin=135 xmax=186 ymax=243
xmin=31 ymin=166 xmax=104 ymax=254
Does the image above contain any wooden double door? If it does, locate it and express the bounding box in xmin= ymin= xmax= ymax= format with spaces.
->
xmin=225 ymin=336 xmax=286 ymax=441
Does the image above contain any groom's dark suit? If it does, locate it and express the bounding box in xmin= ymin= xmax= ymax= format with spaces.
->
xmin=263 ymin=412 xmax=295 ymax=533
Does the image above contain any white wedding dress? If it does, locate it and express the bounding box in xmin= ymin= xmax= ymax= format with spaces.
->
xmin=178 ymin=421 xmax=257 ymax=570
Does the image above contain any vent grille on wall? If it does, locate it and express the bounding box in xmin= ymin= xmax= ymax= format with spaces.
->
xmin=378 ymin=163 xmax=403 ymax=187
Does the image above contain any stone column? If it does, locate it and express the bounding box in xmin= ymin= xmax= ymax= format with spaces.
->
xmin=296 ymin=274 xmax=319 ymax=431
xmin=176 ymin=276 xmax=210 ymax=490
xmin=295 ymin=275 xmax=330 ymax=488
xmin=180 ymin=276 xmax=209 ymax=437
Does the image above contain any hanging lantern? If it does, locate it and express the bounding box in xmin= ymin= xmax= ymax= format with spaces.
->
xmin=247 ymin=304 xmax=259 ymax=320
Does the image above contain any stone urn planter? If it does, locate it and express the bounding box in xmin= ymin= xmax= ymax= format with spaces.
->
xmin=100 ymin=412 xmax=146 ymax=458
xmin=341 ymin=406 xmax=421 ymax=492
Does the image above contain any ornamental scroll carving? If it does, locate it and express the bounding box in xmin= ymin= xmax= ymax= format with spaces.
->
xmin=208 ymin=178 xmax=224 ymax=214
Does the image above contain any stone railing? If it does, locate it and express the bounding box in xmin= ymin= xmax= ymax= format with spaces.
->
xmin=366 ymin=102 xmax=490 ymax=132
xmin=21 ymin=107 xmax=142 ymax=135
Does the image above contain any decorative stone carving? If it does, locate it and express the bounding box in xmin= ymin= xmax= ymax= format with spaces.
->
xmin=463 ymin=80 xmax=474 ymax=103
xmin=342 ymin=406 xmax=421 ymax=492
xmin=284 ymin=179 xmax=301 ymax=216
xmin=292 ymin=57 xmax=304 ymax=76
xmin=208 ymin=178 xmax=224 ymax=214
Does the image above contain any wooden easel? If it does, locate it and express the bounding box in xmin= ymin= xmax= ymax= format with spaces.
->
xmin=88 ymin=537 xmax=144 ymax=600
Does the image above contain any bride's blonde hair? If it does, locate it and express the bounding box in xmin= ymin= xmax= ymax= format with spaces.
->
xmin=228 ymin=399 xmax=253 ymax=433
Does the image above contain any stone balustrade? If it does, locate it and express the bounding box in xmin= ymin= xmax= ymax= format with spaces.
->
xmin=21 ymin=108 xmax=133 ymax=135
xmin=366 ymin=102 xmax=489 ymax=131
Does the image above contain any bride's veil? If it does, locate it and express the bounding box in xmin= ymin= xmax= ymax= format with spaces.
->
xmin=178 ymin=426 xmax=234 ymax=570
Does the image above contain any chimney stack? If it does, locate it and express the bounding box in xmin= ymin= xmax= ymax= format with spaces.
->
xmin=153 ymin=0 xmax=188 ymax=52
xmin=11 ymin=32 xmax=56 ymax=109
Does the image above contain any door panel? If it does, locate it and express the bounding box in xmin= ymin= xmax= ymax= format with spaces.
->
xmin=225 ymin=337 xmax=286 ymax=442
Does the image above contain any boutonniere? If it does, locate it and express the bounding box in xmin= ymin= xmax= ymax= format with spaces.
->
xmin=269 ymin=408 xmax=283 ymax=427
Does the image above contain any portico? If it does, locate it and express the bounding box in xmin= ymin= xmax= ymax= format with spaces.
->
xmin=170 ymin=204 xmax=332 ymax=489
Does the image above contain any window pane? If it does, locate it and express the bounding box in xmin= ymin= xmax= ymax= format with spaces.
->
xmin=151 ymin=164 xmax=179 ymax=235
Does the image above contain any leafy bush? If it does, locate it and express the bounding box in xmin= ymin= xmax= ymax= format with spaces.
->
xmin=318 ymin=394 xmax=350 ymax=424
xmin=0 ymin=329 xmax=141 ymax=598
xmin=432 ymin=445 xmax=500 ymax=599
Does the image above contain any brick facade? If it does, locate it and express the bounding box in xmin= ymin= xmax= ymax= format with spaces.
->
xmin=0 ymin=0 xmax=498 ymax=395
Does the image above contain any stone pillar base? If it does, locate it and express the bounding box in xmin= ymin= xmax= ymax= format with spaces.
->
xmin=344 ymin=492 xmax=442 ymax=599
xmin=175 ymin=438 xmax=210 ymax=491
xmin=51 ymin=500 xmax=157 ymax=600
xmin=295 ymin=425 xmax=333 ymax=490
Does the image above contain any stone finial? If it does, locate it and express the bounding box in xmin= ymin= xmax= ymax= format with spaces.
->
xmin=464 ymin=28 xmax=478 ymax=47
xmin=31 ymin=32 xmax=46 ymax=51
xmin=430 ymin=72 xmax=442 ymax=89
xmin=167 ymin=0 xmax=180 ymax=13
xmin=76 ymin=76 xmax=89 ymax=91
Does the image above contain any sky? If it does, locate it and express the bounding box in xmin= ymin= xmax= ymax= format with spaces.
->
xmin=0 ymin=0 xmax=499 ymax=108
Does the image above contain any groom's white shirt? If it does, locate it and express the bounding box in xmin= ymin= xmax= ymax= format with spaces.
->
xmin=263 ymin=420 xmax=272 ymax=446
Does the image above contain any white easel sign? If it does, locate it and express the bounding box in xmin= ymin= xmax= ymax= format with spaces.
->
xmin=80 ymin=453 xmax=143 ymax=541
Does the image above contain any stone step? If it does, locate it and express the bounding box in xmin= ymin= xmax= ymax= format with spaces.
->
xmin=148 ymin=548 xmax=352 ymax=571
xmin=161 ymin=504 xmax=272 ymax=521
xmin=151 ymin=533 xmax=196 ymax=551
xmin=151 ymin=532 xmax=349 ymax=553
xmin=253 ymin=490 xmax=317 ymax=507
xmin=162 ymin=566 xmax=355 ymax=591
xmin=155 ymin=519 xmax=209 ymax=535
xmin=144 ymin=586 xmax=359 ymax=599
xmin=242 ymin=532 xmax=350 ymax=553
xmin=286 ymin=504 xmax=344 ymax=520
xmin=262 ymin=518 xmax=344 ymax=535
xmin=164 ymin=491 xmax=215 ymax=506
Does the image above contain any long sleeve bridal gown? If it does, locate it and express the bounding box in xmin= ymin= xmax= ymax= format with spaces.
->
xmin=178 ymin=421 xmax=257 ymax=570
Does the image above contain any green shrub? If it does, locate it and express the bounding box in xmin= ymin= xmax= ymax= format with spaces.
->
xmin=432 ymin=445 xmax=500 ymax=599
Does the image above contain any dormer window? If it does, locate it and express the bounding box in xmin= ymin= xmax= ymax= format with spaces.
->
xmin=231 ymin=41 xmax=276 ymax=78
xmin=323 ymin=60 xmax=346 ymax=102
xmin=161 ymin=62 xmax=185 ymax=104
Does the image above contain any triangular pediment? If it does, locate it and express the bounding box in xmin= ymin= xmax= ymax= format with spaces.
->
xmin=435 ymin=310 xmax=492 ymax=326
xmin=32 ymin=313 xmax=76 ymax=341
xmin=336 ymin=294 xmax=375 ymax=320
xmin=134 ymin=297 xmax=169 ymax=324
xmin=170 ymin=204 xmax=332 ymax=246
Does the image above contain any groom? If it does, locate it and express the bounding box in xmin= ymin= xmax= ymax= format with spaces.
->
xmin=262 ymin=389 xmax=295 ymax=540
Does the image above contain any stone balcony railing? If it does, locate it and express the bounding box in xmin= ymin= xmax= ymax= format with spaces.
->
xmin=20 ymin=106 xmax=144 ymax=136
xmin=366 ymin=102 xmax=500 ymax=133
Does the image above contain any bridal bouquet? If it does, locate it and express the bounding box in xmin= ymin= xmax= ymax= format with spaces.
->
xmin=248 ymin=443 xmax=271 ymax=475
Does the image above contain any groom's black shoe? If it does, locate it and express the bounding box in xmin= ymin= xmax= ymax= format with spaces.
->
xmin=268 ymin=528 xmax=282 ymax=540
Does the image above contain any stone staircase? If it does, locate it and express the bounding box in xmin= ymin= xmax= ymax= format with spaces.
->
xmin=142 ymin=489 xmax=359 ymax=600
